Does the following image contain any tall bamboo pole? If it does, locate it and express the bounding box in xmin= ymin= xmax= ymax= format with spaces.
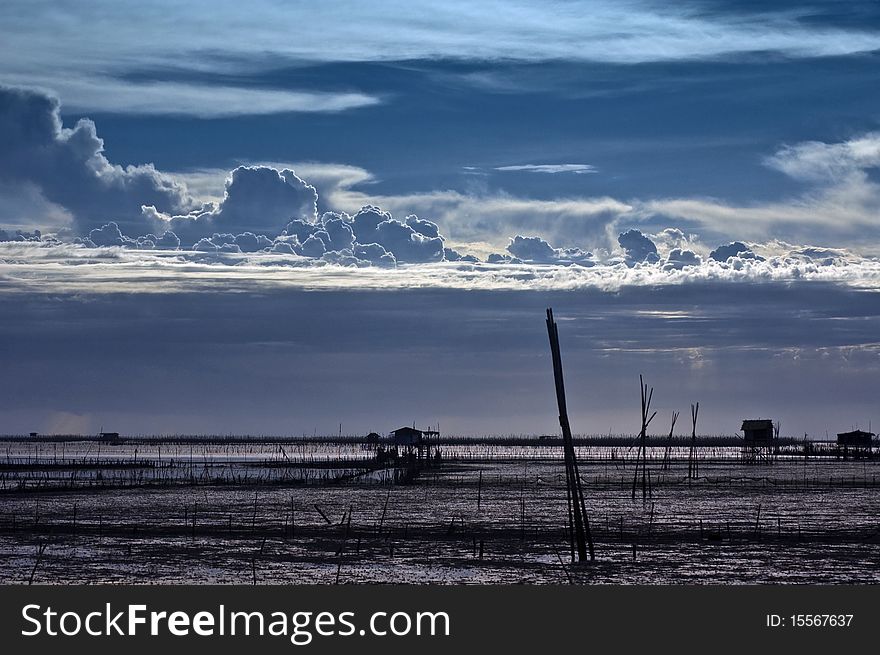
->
xmin=546 ymin=308 xmax=594 ymax=562
xmin=632 ymin=376 xmax=656 ymax=501
xmin=688 ymin=402 xmax=700 ymax=480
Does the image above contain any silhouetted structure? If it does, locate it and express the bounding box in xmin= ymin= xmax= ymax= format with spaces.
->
xmin=740 ymin=419 xmax=775 ymax=464
xmin=632 ymin=375 xmax=656 ymax=501
xmin=836 ymin=430 xmax=874 ymax=459
xmin=383 ymin=426 xmax=443 ymax=477
xmin=687 ymin=403 xmax=700 ymax=479
xmin=661 ymin=411 xmax=679 ymax=471
xmin=392 ymin=426 xmax=423 ymax=446
xmin=837 ymin=430 xmax=873 ymax=447
xmin=742 ymin=420 xmax=774 ymax=442
xmin=546 ymin=308 xmax=594 ymax=562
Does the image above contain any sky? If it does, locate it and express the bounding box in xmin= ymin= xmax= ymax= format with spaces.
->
xmin=2 ymin=1 xmax=880 ymax=437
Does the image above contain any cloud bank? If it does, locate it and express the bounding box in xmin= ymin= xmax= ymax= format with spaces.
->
xmin=2 ymin=237 xmax=878 ymax=297
xmin=4 ymin=85 xmax=880 ymax=275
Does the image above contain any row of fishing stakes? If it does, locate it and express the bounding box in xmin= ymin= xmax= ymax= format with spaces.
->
xmin=545 ymin=308 xmax=594 ymax=563
xmin=637 ymin=393 xmax=700 ymax=497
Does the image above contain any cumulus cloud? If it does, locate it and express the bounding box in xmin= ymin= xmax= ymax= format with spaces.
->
xmin=0 ymin=86 xmax=197 ymax=236
xmin=320 ymin=212 xmax=356 ymax=251
xmin=84 ymin=221 xmax=180 ymax=250
xmin=7 ymin=85 xmax=880 ymax=271
xmin=270 ymin=240 xmax=297 ymax=255
xmin=353 ymin=242 xmax=396 ymax=267
xmin=299 ymin=164 xmax=633 ymax=252
xmin=0 ymin=88 xmax=329 ymax=247
xmin=154 ymin=231 xmax=181 ymax=250
xmin=375 ymin=217 xmax=444 ymax=263
xmin=339 ymin=206 xmax=445 ymax=263
xmin=0 ymin=89 xmax=631 ymax=256
xmin=185 ymin=231 xmax=274 ymax=254
xmin=405 ymin=215 xmax=441 ymax=238
xmin=279 ymin=133 xmax=880 ymax=254
xmin=192 ymin=237 xmax=219 ymax=252
xmin=374 ymin=192 xmax=630 ymax=252
xmin=0 ymin=227 xmax=40 ymax=242
xmin=788 ymin=246 xmax=853 ymax=266
xmin=443 ymin=247 xmax=479 ymax=263
xmin=147 ymin=166 xmax=318 ymax=244
xmin=87 ymin=222 xmax=133 ymax=248
xmin=650 ymin=227 xmax=697 ymax=254
xmin=662 ymin=248 xmax=701 ymax=270
xmin=507 ymin=235 xmax=556 ymax=262
xmin=487 ymin=253 xmax=522 ymax=264
xmin=617 ymin=229 xmax=659 ymax=265
xmin=349 ymin=205 xmax=393 ymax=243
xmin=234 ymin=232 xmax=273 ymax=253
xmin=709 ymin=241 xmax=762 ymax=262
xmin=272 ymin=205 xmax=445 ymax=263
xmin=300 ymin=234 xmax=327 ymax=257
xmin=506 ymin=235 xmax=594 ymax=266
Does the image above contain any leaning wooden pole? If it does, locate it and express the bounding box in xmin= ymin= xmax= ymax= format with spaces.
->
xmin=632 ymin=375 xmax=656 ymax=502
xmin=546 ymin=308 xmax=594 ymax=562
xmin=688 ymin=402 xmax=700 ymax=480
xmin=662 ymin=410 xmax=679 ymax=471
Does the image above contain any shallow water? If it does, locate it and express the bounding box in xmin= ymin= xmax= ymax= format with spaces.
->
xmin=1 ymin=441 xmax=878 ymax=584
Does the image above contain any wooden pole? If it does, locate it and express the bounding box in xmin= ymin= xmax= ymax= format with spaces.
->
xmin=632 ymin=376 xmax=656 ymax=501
xmin=688 ymin=402 xmax=700 ymax=479
xmin=662 ymin=411 xmax=679 ymax=471
xmin=546 ymin=308 xmax=594 ymax=562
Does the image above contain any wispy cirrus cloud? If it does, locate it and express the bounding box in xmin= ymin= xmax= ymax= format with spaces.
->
xmin=4 ymin=77 xmax=380 ymax=118
xmin=643 ymin=133 xmax=880 ymax=245
xmin=494 ymin=164 xmax=596 ymax=174
xmin=764 ymin=132 xmax=880 ymax=183
xmin=3 ymin=1 xmax=880 ymax=115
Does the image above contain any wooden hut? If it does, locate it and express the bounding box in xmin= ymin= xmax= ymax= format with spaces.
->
xmin=391 ymin=426 xmax=424 ymax=446
xmin=740 ymin=419 xmax=775 ymax=464
xmin=836 ymin=430 xmax=874 ymax=447
xmin=836 ymin=430 xmax=874 ymax=459
xmin=741 ymin=420 xmax=774 ymax=443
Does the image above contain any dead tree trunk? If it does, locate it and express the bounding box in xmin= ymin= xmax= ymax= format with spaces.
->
xmin=546 ymin=308 xmax=594 ymax=562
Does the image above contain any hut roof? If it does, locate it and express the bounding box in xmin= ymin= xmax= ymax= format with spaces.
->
xmin=392 ymin=426 xmax=423 ymax=437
